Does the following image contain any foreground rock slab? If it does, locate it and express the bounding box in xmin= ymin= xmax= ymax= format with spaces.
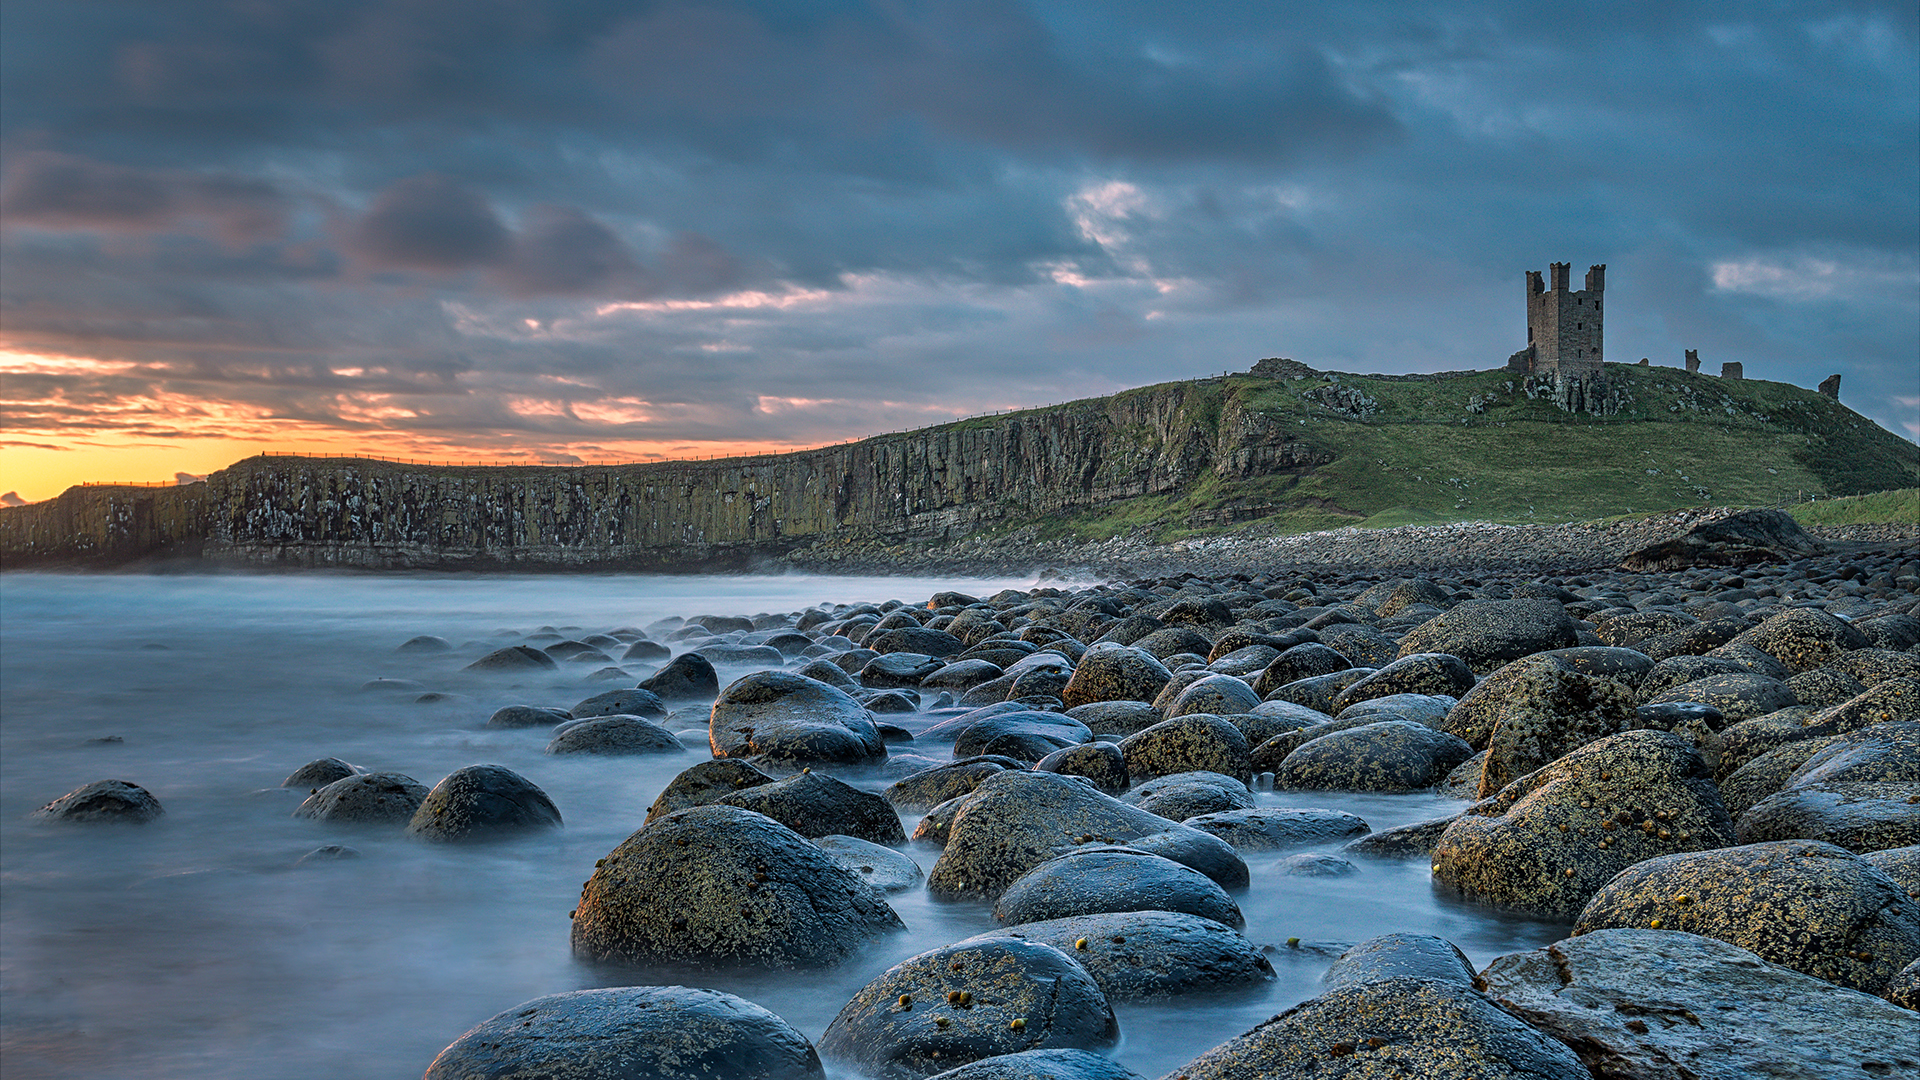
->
xmin=424 ymin=985 xmax=825 ymax=1080
xmin=1481 ymin=928 xmax=1919 ymax=1080
xmin=1159 ymin=975 xmax=1587 ymax=1080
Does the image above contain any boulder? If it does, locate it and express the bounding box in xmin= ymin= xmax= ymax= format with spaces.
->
xmin=1535 ymin=645 xmax=1655 ymax=687
xmin=709 ymin=671 xmax=887 ymax=768
xmin=645 ymin=759 xmax=774 ymax=823
xmin=1279 ymin=852 xmax=1358 ymax=877
xmin=922 ymin=660 xmax=1008 ymax=691
xmin=32 ymin=779 xmax=164 ymax=823
xmin=423 ymin=986 xmax=826 ymax=1080
xmin=1274 ymin=720 xmax=1474 ymax=793
xmin=1786 ymin=667 xmax=1870 ymax=709
xmin=818 ymin=938 xmax=1116 ymax=1080
xmin=1322 ymin=932 xmax=1475 ymax=990
xmin=569 ymin=687 xmax=668 ymax=719
xmin=1646 ymin=671 xmax=1797 ymax=724
xmin=292 ymin=772 xmax=427 ymax=825
xmin=1735 ymin=782 xmax=1920 ymax=853
xmin=464 ymin=645 xmax=557 ymax=672
xmin=1316 ymin=624 xmax=1401 ymax=668
xmin=869 ymin=627 xmax=966 ymax=658
xmin=1618 ymin=508 xmax=1827 ymax=571
xmin=1394 ymin=598 xmax=1581 ymax=674
xmin=865 ymin=653 xmax=949 ymax=689
xmin=1717 ymin=737 xmax=1841 ymax=818
xmin=992 ymin=848 xmax=1243 ymax=928
xmin=953 ymin=712 xmax=1091 ymax=764
xmin=1060 ymin=644 xmax=1171 ymax=708
xmin=886 ymin=758 xmax=1023 ymax=813
xmin=925 ymin=1049 xmax=1139 ymax=1080
xmin=1186 ymin=807 xmax=1372 ymax=853
xmin=1331 ymin=692 xmax=1455 ymax=729
xmin=1329 ymin=653 xmax=1476 ymax=711
xmin=1343 ymin=816 xmax=1455 ymax=859
xmin=571 ymin=805 xmax=903 ymax=968
xmin=1164 ymin=674 xmax=1261 ymax=718
xmin=545 ymin=714 xmax=684 ymax=755
xmin=641 ymin=652 xmax=722 ymax=703
xmin=1573 ymin=838 xmax=1920 ymax=992
xmin=1034 ymin=742 xmax=1129 ymax=796
xmin=1120 ymin=771 xmax=1252 ymax=821
xmin=718 ymin=770 xmax=907 ymax=845
xmin=406 ymin=764 xmax=562 ymax=842
xmin=1482 ymin=928 xmax=1919 ymax=1080
xmin=1477 ymin=666 xmax=1638 ymax=797
xmin=1130 ymin=626 xmax=1214 ymax=661
xmin=1786 ymin=721 xmax=1920 ymax=787
xmin=816 ymin=834 xmax=924 ymax=894
xmin=282 ymin=757 xmax=358 ymax=788
xmin=1116 ymin=715 xmax=1251 ymax=783
xmin=966 ymin=910 xmax=1273 ymax=1000
xmin=1064 ymin=701 xmax=1164 ymax=738
xmin=1726 ymin=606 xmax=1870 ymax=675
xmin=1263 ymin=668 xmax=1375 ymax=714
xmin=927 ymin=771 xmax=1246 ymax=900
xmin=1636 ymin=654 xmax=1753 ymax=701
xmin=1163 ymin=975 xmax=1588 ymax=1080
xmin=1431 ymin=730 xmax=1738 ymax=919
xmin=1250 ymin=643 xmax=1352 ymax=697
xmin=486 ymin=704 xmax=572 ymax=729
xmin=1862 ymin=844 xmax=1920 ymax=904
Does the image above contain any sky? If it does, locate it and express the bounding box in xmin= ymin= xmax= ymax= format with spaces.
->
xmin=2 ymin=0 xmax=1916 ymax=504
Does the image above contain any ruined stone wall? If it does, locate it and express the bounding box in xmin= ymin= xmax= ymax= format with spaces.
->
xmin=3 ymin=380 xmax=1326 ymax=569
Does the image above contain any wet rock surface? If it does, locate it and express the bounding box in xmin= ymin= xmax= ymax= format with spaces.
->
xmin=968 ymin=909 xmax=1273 ymax=1000
xmin=293 ymin=771 xmax=427 ymax=826
xmin=33 ymin=779 xmax=165 ymax=824
xmin=708 ymin=671 xmax=888 ymax=768
xmin=405 ymin=764 xmax=563 ymax=842
xmin=1482 ymin=928 xmax=1919 ymax=1080
xmin=1274 ymin=720 xmax=1473 ymax=793
xmin=424 ymin=985 xmax=827 ymax=1080
xmin=819 ymin=938 xmax=1117 ymax=1080
xmin=717 ymin=769 xmax=907 ymax=845
xmin=991 ymin=848 xmax=1243 ymax=928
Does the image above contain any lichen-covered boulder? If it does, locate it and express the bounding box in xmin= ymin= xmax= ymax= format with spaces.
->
xmin=818 ymin=938 xmax=1117 ymax=1080
xmin=406 ymin=764 xmax=562 ymax=842
xmin=1120 ymin=771 xmax=1251 ymax=821
xmin=1064 ymin=701 xmax=1164 ymax=738
xmin=1251 ymin=643 xmax=1352 ymax=697
xmin=546 ymin=714 xmax=685 ymax=755
xmin=1728 ymin=606 xmax=1871 ymax=675
xmin=1164 ymin=674 xmax=1261 ymax=719
xmin=32 ymin=779 xmax=165 ymax=823
xmin=1481 ymin=929 xmax=1920 ymax=1080
xmin=709 ymin=671 xmax=887 ymax=768
xmin=282 ymin=757 xmax=359 ymax=788
xmin=1431 ymin=730 xmax=1738 ymax=919
xmin=1034 ymin=741 xmax=1128 ymax=796
xmin=1573 ymin=839 xmax=1920 ymax=992
xmin=1329 ymin=653 xmax=1475 ymax=712
xmin=922 ymin=659 xmax=1009 ymax=691
xmin=865 ymin=652 xmax=949 ymax=690
xmin=1535 ymin=645 xmax=1655 ymax=687
xmin=992 ymin=848 xmax=1242 ymax=928
xmin=1718 ymin=736 xmax=1842 ymax=817
xmin=571 ymin=805 xmax=903 ymax=968
xmin=423 ymin=986 xmax=826 ymax=1080
xmin=1274 ymin=720 xmax=1474 ymax=793
xmin=869 ymin=627 xmax=966 ymax=658
xmin=1321 ymin=932 xmax=1475 ymax=991
xmin=1130 ymin=626 xmax=1213 ymax=661
xmin=1332 ymin=692 xmax=1455 ymax=729
xmin=1863 ymin=845 xmax=1920 ymax=904
xmin=1441 ymin=655 xmax=1569 ymax=750
xmin=1735 ymin=782 xmax=1920 ymax=853
xmin=293 ymin=772 xmax=426 ymax=825
xmin=1888 ymin=959 xmax=1920 ymax=1009
xmin=967 ymin=910 xmax=1273 ymax=1000
xmin=927 ymin=771 xmax=1245 ymax=900
xmin=1831 ymin=647 xmax=1920 ymax=686
xmin=1182 ymin=807 xmax=1372 ymax=853
xmin=645 ymin=759 xmax=774 ymax=823
xmin=1116 ymin=714 xmax=1251 ymax=783
xmin=886 ymin=757 xmax=1025 ymax=813
xmin=1264 ymin=668 xmax=1375 ymax=714
xmin=1647 ymin=671 xmax=1798 ymax=724
xmin=1394 ymin=597 xmax=1581 ymax=674
xmin=1477 ymin=666 xmax=1638 ymax=797
xmin=1060 ymin=644 xmax=1171 ymax=709
xmin=718 ymin=769 xmax=907 ymax=845
xmin=1786 ymin=721 xmax=1920 ymax=787
xmin=1163 ymin=975 xmax=1588 ymax=1080
xmin=1785 ymin=667 xmax=1870 ymax=709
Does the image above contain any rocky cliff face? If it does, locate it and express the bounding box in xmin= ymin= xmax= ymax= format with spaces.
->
xmin=0 ymin=379 xmax=1329 ymax=570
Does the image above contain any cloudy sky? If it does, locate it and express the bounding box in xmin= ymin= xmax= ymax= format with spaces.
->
xmin=2 ymin=0 xmax=1915 ymax=502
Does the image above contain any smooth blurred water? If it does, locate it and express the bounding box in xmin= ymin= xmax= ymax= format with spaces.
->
xmin=0 ymin=572 xmax=1570 ymax=1079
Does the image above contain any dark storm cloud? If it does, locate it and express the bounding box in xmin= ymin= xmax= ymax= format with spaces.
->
xmin=1 ymin=0 xmax=1914 ymax=458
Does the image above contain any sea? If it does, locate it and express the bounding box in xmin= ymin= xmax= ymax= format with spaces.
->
xmin=0 ymin=572 xmax=1570 ymax=1079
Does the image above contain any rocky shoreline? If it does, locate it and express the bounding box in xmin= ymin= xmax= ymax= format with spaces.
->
xmin=35 ymin=507 xmax=1918 ymax=1079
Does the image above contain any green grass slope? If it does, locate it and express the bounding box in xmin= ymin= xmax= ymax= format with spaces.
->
xmin=1032 ymin=363 xmax=1919 ymax=541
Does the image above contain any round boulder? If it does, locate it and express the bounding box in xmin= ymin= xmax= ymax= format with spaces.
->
xmin=1647 ymin=672 xmax=1798 ymax=724
xmin=282 ymin=757 xmax=357 ymax=788
xmin=1120 ymin=771 xmax=1252 ymax=821
xmin=1735 ymin=782 xmax=1920 ymax=853
xmin=569 ymin=687 xmax=668 ymax=720
xmin=709 ymin=671 xmax=888 ymax=768
xmin=1034 ymin=741 xmax=1129 ymax=796
xmin=464 ymin=645 xmax=557 ymax=672
xmin=1117 ymin=714 xmax=1251 ymax=784
xmin=1329 ymin=653 xmax=1476 ymax=712
xmin=641 ymin=652 xmax=721 ymax=703
xmin=818 ymin=938 xmax=1117 ymax=1080
xmin=717 ymin=770 xmax=907 ymax=845
xmin=885 ymin=757 xmax=1023 ymax=814
xmin=406 ymin=764 xmax=562 ymax=842
xmin=1273 ymin=720 xmax=1473 ymax=793
xmin=486 ymin=704 xmax=572 ymax=730
xmin=815 ymin=834 xmax=924 ymax=894
xmin=1476 ymin=665 xmax=1639 ymax=797
xmin=546 ymin=714 xmax=684 ymax=755
xmin=1728 ymin=607 xmax=1871 ymax=675
xmin=32 ymin=779 xmax=164 ymax=823
xmin=1322 ymin=932 xmax=1475 ymax=991
xmin=423 ymin=985 xmax=825 ymax=1080
xmin=1164 ymin=674 xmax=1261 ymax=719
xmin=571 ymin=805 xmax=903 ymax=968
xmin=1573 ymin=838 xmax=1920 ymax=993
xmin=1394 ymin=597 xmax=1581 ymax=674
xmin=1184 ymin=807 xmax=1371 ymax=853
xmin=293 ymin=772 xmax=426 ymax=825
xmin=925 ymin=1049 xmax=1141 ymax=1080
xmin=992 ymin=848 xmax=1243 ymax=928
xmin=645 ymin=759 xmax=774 ymax=824
xmin=967 ymin=909 xmax=1273 ymax=1000
xmin=1060 ymin=644 xmax=1171 ymax=708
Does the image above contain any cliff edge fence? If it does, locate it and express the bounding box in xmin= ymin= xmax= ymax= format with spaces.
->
xmin=4 ymin=361 xmax=1913 ymax=571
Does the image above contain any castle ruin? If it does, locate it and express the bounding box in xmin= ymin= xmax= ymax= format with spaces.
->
xmin=1509 ymin=262 xmax=1613 ymax=413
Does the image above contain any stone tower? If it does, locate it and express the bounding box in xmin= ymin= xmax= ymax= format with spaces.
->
xmin=1507 ymin=262 xmax=1612 ymax=413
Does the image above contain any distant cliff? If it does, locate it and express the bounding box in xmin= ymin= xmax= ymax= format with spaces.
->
xmin=3 ymin=363 xmax=1912 ymax=570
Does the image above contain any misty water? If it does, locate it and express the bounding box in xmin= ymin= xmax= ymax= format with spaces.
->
xmin=1 ymin=573 xmax=1569 ymax=1079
